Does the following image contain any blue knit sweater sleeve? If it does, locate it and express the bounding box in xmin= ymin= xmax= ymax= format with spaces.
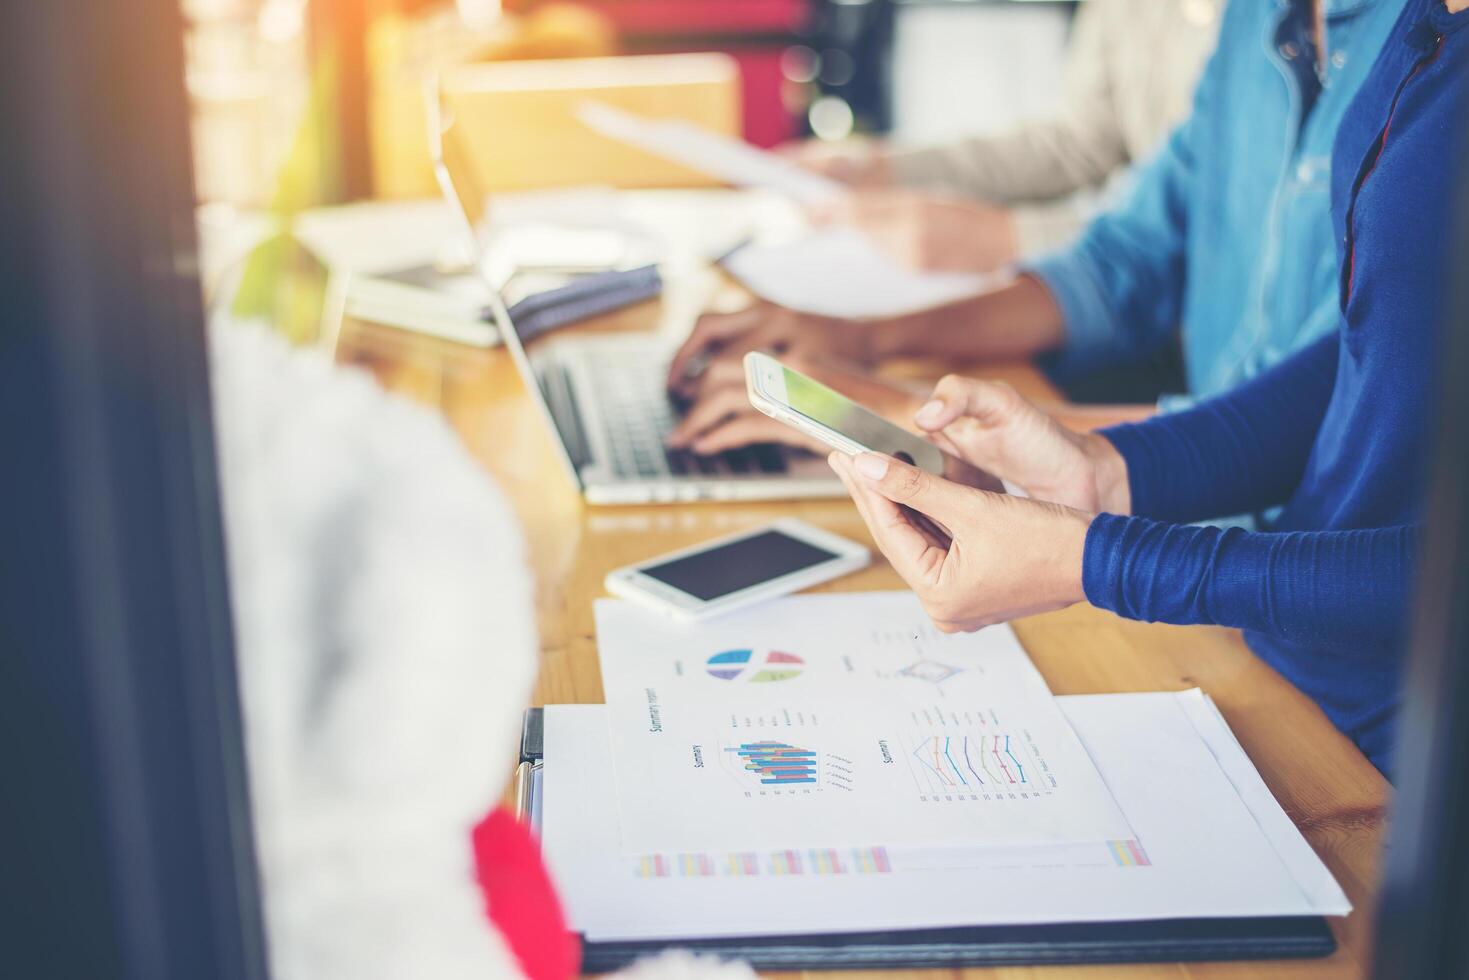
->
xmin=1099 ymin=333 xmax=1340 ymax=524
xmin=1083 ymin=517 xmax=1417 ymax=649
xmin=1079 ymin=333 xmax=1415 ymax=649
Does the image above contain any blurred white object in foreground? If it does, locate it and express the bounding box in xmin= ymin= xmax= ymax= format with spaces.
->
xmin=210 ymin=320 xmax=535 ymax=979
xmin=208 ymin=320 xmax=754 ymax=979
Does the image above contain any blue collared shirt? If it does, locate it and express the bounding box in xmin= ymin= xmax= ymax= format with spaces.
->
xmin=1027 ymin=0 xmax=1402 ymax=407
xmin=1081 ymin=0 xmax=1466 ymax=775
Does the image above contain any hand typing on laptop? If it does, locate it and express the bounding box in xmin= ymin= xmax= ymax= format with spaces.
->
xmin=666 ymin=302 xmax=920 ymax=456
xmin=665 ymin=302 xmax=880 ymax=403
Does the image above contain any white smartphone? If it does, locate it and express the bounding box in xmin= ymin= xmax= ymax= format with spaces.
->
xmin=604 ymin=518 xmax=869 ymax=620
xmin=743 ymin=351 xmax=1002 ymax=490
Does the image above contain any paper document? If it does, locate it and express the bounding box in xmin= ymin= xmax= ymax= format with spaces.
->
xmin=578 ymin=102 xmax=845 ymax=207
xmin=578 ymin=104 xmax=1000 ymax=318
xmin=541 ymin=691 xmax=1349 ymax=942
xmin=595 ymin=593 xmax=1134 ymax=853
xmin=722 ymin=228 xmax=998 ymax=319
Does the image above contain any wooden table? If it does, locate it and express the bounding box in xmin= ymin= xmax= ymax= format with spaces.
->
xmin=332 ymin=279 xmax=1388 ymax=980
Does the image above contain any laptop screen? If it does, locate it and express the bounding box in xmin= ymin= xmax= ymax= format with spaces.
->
xmin=429 ymin=86 xmax=587 ymax=487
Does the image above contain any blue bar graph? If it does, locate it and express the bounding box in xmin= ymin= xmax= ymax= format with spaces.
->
xmin=727 ymin=741 xmax=818 ymax=784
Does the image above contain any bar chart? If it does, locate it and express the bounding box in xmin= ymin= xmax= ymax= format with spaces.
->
xmin=632 ymin=846 xmax=893 ymax=879
xmin=720 ymin=739 xmax=855 ymax=797
xmin=726 ymin=741 xmax=819 ymax=785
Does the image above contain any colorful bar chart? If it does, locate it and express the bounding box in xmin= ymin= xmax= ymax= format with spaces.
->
xmin=727 ymin=741 xmax=819 ymax=784
xmin=1108 ymin=839 xmax=1153 ymax=867
xmin=636 ymin=847 xmax=893 ymax=879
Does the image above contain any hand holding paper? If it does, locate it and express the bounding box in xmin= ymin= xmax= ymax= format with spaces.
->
xmin=578 ymin=102 xmax=846 ymax=207
xmin=579 ymin=103 xmax=1002 ymax=318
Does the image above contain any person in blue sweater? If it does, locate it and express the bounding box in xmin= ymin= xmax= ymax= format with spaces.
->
xmin=825 ymin=0 xmax=1467 ymax=777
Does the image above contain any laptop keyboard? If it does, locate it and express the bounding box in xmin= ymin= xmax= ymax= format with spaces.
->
xmin=581 ymin=347 xmax=787 ymax=480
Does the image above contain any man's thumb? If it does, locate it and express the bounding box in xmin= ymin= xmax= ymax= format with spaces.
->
xmin=853 ymin=453 xmax=965 ymax=518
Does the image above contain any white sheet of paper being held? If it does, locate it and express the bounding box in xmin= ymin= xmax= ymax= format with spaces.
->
xmin=540 ymin=693 xmax=1348 ymax=943
xmin=578 ymin=102 xmax=846 ymax=207
xmin=578 ymin=103 xmax=998 ymax=318
xmin=594 ymin=592 xmax=1136 ymax=854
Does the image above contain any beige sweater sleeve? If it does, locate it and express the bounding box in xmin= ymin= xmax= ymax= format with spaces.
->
xmin=885 ymin=0 xmax=1219 ymax=212
xmin=886 ymin=0 xmax=1127 ymax=205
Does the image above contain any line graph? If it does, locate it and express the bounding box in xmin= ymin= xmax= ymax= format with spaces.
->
xmin=905 ymin=730 xmax=1054 ymax=801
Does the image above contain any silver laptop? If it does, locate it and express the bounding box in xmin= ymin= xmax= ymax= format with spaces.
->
xmin=428 ymin=89 xmax=842 ymax=505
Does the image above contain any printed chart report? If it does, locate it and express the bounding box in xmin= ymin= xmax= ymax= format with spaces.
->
xmin=541 ymin=693 xmax=1350 ymax=943
xmin=595 ymin=593 xmax=1136 ymax=853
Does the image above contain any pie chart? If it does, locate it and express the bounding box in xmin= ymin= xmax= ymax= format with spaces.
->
xmin=706 ymin=648 xmax=804 ymax=682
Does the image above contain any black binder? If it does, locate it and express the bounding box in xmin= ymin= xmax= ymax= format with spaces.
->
xmin=517 ymin=708 xmax=1337 ymax=973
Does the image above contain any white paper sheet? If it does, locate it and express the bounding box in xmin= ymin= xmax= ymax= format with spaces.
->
xmin=594 ymin=594 xmax=1135 ymax=853
xmin=721 ymin=228 xmax=999 ymax=319
xmin=578 ymin=102 xmax=846 ymax=207
xmin=1179 ymin=690 xmax=1352 ymax=913
xmin=578 ymin=104 xmax=1000 ymax=318
xmin=541 ymin=692 xmax=1349 ymax=942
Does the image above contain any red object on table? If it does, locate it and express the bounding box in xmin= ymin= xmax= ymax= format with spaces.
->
xmin=473 ymin=806 xmax=580 ymax=980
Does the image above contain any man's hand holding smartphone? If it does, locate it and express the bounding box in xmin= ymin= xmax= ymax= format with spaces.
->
xmin=742 ymin=352 xmax=1003 ymax=494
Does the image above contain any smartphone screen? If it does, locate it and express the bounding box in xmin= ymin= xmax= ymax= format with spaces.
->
xmin=640 ymin=530 xmax=838 ymax=601
xmin=779 ymin=366 xmax=943 ymax=466
xmin=776 ymin=364 xmax=1001 ymax=491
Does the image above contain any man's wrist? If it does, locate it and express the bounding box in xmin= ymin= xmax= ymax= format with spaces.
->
xmin=861 ymin=274 xmax=1063 ymax=363
xmin=860 ymin=314 xmax=921 ymax=361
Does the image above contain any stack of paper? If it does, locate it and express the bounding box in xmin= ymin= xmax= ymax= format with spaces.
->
xmin=539 ymin=593 xmax=1349 ymax=943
